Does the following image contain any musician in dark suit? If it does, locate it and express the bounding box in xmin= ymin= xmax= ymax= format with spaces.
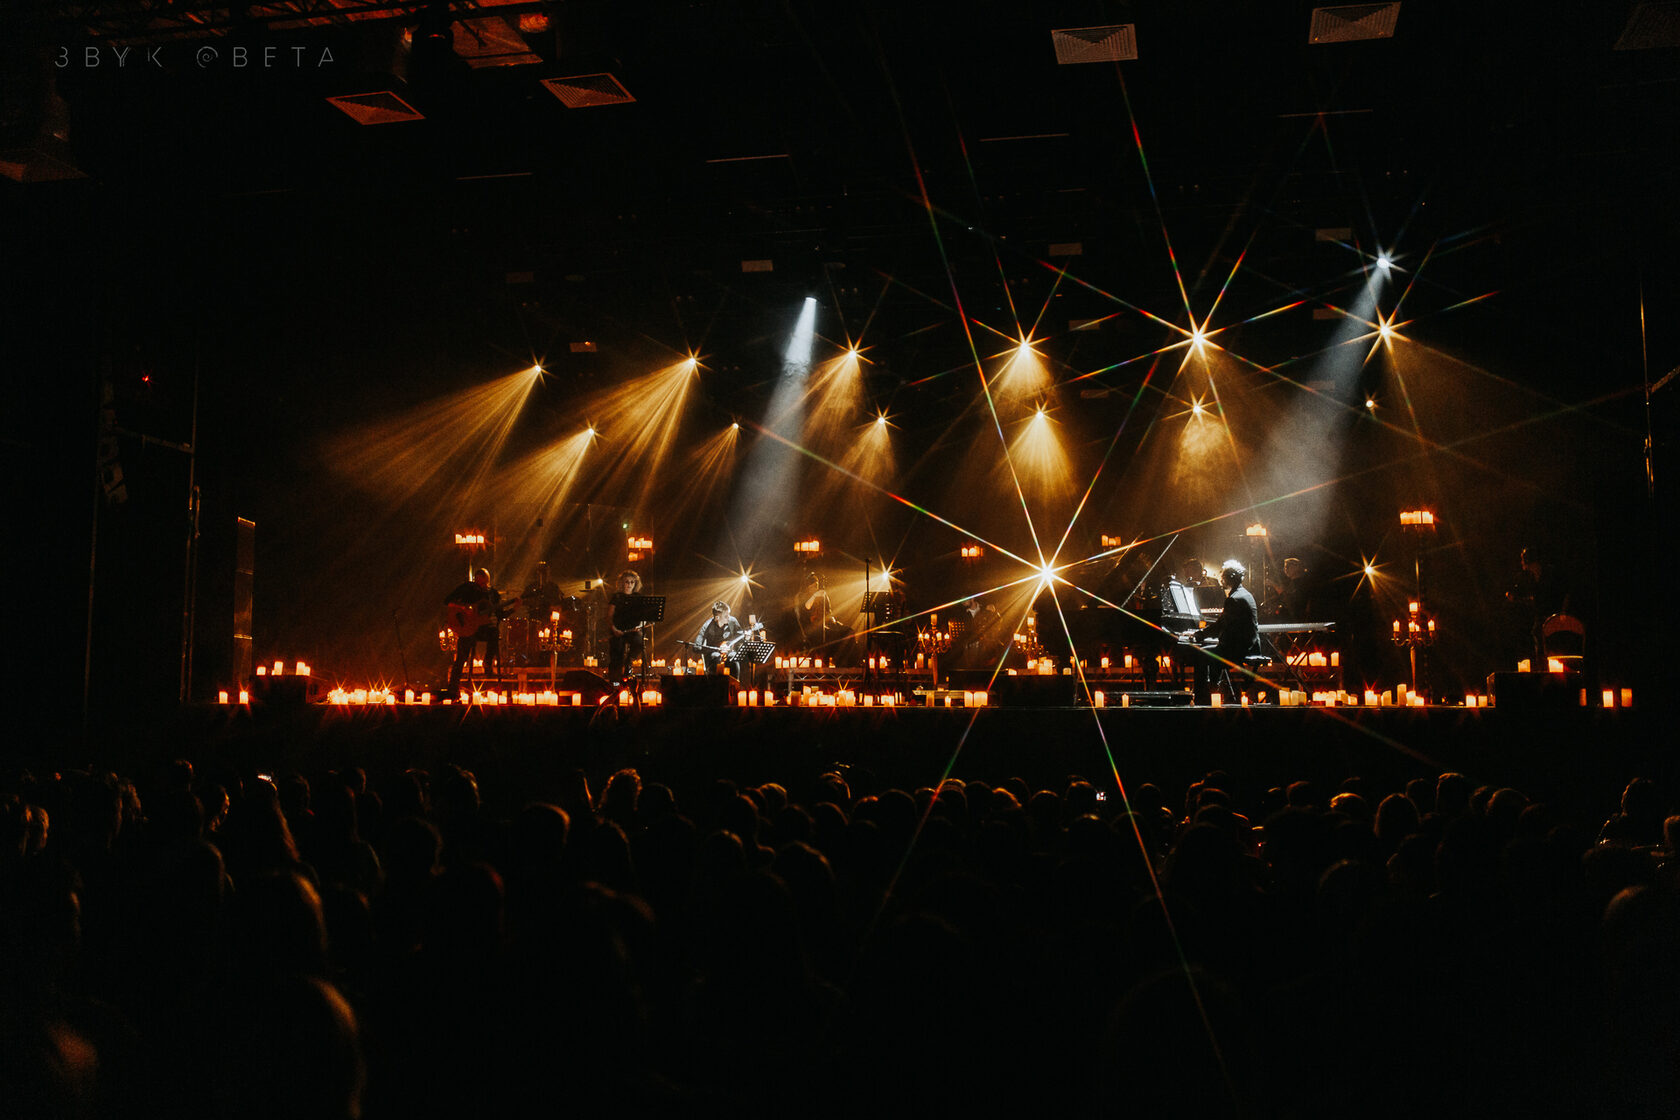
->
xmin=1186 ymin=559 xmax=1261 ymax=703
xmin=446 ymin=567 xmax=506 ymax=694
xmin=694 ymin=600 xmax=746 ymax=675
xmin=608 ymin=569 xmax=647 ymax=687
xmin=956 ymin=596 xmax=1006 ymax=670
xmin=1269 ymin=556 xmax=1312 ymax=622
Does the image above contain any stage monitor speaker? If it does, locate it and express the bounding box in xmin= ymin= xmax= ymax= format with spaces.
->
xmin=1127 ymin=690 xmax=1194 ymax=707
xmin=560 ymin=669 xmax=612 ymax=701
xmin=989 ymin=675 xmax=1078 ymax=708
xmin=660 ymin=674 xmax=740 ymax=707
xmin=250 ymin=675 xmax=327 ymax=705
xmin=1486 ymin=671 xmax=1582 ymax=710
xmin=944 ymin=669 xmax=999 ymax=690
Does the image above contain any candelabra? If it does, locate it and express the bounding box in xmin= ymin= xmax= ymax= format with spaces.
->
xmin=1396 ymin=508 xmax=1438 ymax=700
xmin=1391 ymin=599 xmax=1437 ymax=696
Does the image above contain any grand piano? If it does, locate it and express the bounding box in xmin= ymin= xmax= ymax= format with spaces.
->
xmin=1060 ymin=579 xmax=1336 ymax=693
xmin=1160 ymin=579 xmax=1337 ymax=692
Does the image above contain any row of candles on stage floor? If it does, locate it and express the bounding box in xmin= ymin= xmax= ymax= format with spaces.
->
xmin=569 ymin=652 xmax=1345 ymax=674
xmin=212 ymin=684 xmax=1634 ymax=708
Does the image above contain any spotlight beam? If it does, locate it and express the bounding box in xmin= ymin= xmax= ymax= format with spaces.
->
xmin=738 ymin=421 xmax=1036 ymax=569
xmin=900 ymin=142 xmax=1052 ymax=568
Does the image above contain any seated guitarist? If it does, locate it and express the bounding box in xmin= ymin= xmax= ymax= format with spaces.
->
xmin=447 ymin=567 xmax=515 ymax=695
xmin=693 ymin=600 xmax=746 ymax=676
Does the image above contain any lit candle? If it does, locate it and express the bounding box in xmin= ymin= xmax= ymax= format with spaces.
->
xmin=1094 ymin=690 xmax=1106 ymax=707
xmin=218 ymin=690 xmax=229 ymax=704
xmin=1622 ymin=688 xmax=1633 ymax=708
xmin=239 ymin=689 xmax=249 ymax=704
xmin=1121 ymin=693 xmax=1131 ymax=708
xmin=1603 ymin=688 xmax=1615 ymax=708
xmin=1211 ymin=693 xmax=1223 ymax=707
xmin=1101 ymin=656 xmax=1110 ymax=670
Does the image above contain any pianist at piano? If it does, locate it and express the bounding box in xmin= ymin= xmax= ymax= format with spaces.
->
xmin=1182 ymin=559 xmax=1261 ymax=703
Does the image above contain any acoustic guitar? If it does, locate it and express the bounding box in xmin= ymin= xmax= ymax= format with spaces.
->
xmin=446 ymin=595 xmax=521 ymax=641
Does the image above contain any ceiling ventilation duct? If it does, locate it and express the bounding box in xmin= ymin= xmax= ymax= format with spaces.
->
xmin=1308 ymin=4 xmax=1401 ymax=43
xmin=541 ymin=73 xmax=634 ymax=107
xmin=1050 ymin=25 xmax=1138 ymax=64
xmin=326 ymin=90 xmax=425 ymax=124
xmin=1615 ymin=2 xmax=1680 ymax=49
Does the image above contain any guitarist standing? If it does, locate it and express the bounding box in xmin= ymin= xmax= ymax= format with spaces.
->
xmin=446 ymin=567 xmax=511 ymax=695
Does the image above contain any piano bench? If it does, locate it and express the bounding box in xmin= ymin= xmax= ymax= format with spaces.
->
xmin=1217 ymin=655 xmax=1276 ymax=702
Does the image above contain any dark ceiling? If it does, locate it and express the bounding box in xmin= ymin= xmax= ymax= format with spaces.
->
xmin=6 ymin=1 xmax=1678 ymax=390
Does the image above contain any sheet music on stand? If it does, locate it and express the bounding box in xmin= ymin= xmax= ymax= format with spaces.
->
xmin=736 ymin=639 xmax=776 ymax=665
xmin=616 ymin=595 xmax=665 ymax=627
xmin=860 ymin=591 xmax=901 ymax=620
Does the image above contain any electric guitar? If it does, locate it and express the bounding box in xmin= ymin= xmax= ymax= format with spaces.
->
xmin=680 ymin=628 xmax=764 ymax=666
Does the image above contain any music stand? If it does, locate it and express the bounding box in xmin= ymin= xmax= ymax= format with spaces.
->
xmin=860 ymin=592 xmax=899 ymax=684
xmin=736 ymin=639 xmax=776 ymax=665
xmin=615 ymin=595 xmax=665 ymax=704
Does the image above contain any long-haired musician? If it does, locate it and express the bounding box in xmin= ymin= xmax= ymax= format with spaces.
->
xmin=608 ymin=569 xmax=646 ymax=687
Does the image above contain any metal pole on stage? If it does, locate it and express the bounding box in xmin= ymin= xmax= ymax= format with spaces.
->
xmin=177 ymin=362 xmax=200 ymax=705
xmin=84 ymin=369 xmax=102 ymax=737
xmin=861 ymin=557 xmax=870 ymax=688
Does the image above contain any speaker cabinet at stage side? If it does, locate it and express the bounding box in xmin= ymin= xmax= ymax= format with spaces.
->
xmin=1487 ymin=671 xmax=1582 ymax=710
xmin=660 ymin=674 xmax=740 ymax=707
xmin=559 ymin=669 xmax=613 ymax=702
xmin=250 ymin=675 xmax=328 ymax=705
xmin=988 ymin=674 xmax=1079 ymax=708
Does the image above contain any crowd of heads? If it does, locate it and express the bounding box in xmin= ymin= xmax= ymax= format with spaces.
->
xmin=4 ymin=750 xmax=1678 ymax=1117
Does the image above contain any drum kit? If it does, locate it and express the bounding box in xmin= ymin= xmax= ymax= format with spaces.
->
xmin=503 ymin=596 xmax=580 ymax=666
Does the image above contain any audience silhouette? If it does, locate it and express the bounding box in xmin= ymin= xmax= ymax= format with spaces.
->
xmin=2 ymin=750 xmax=1674 ymax=1117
